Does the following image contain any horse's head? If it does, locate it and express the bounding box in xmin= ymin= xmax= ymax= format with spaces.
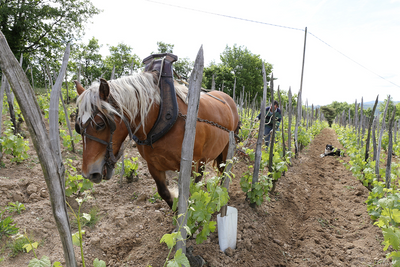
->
xmin=74 ymin=79 xmax=129 ymax=183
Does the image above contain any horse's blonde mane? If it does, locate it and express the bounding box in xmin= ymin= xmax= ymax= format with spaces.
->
xmin=76 ymin=72 xmax=188 ymax=131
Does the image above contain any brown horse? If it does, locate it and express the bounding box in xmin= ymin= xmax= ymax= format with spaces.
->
xmin=74 ymin=72 xmax=239 ymax=208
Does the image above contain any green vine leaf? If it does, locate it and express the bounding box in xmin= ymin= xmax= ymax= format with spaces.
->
xmin=23 ymin=242 xmax=38 ymax=253
xmin=71 ymin=230 xmax=85 ymax=246
xmin=28 ymin=256 xmax=51 ymax=267
xmin=166 ymin=249 xmax=190 ymax=267
xmin=93 ymin=258 xmax=106 ymax=267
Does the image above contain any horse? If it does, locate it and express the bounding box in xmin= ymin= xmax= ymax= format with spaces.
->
xmin=74 ymin=71 xmax=240 ymax=208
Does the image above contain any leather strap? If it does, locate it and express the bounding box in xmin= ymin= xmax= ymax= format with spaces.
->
xmin=132 ymin=53 xmax=179 ymax=147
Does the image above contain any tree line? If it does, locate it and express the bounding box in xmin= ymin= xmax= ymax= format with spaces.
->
xmin=0 ymin=0 xmax=277 ymax=102
xmin=321 ymin=96 xmax=400 ymax=128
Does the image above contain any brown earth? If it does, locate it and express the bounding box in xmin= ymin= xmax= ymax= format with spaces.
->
xmin=0 ymin=127 xmax=391 ymax=267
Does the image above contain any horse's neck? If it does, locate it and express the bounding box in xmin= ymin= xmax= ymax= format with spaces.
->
xmin=131 ymin=102 xmax=160 ymax=139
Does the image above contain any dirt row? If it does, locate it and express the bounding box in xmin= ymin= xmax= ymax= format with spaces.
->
xmin=0 ymin=127 xmax=390 ymax=266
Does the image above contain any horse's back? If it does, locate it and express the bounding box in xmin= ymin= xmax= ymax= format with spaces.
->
xmin=197 ymin=91 xmax=239 ymax=132
xmin=206 ymin=91 xmax=239 ymax=129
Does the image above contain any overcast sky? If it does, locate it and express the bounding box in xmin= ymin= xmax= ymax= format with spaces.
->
xmin=83 ymin=0 xmax=400 ymax=106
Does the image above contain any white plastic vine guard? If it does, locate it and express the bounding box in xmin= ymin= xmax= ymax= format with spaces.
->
xmin=217 ymin=206 xmax=238 ymax=252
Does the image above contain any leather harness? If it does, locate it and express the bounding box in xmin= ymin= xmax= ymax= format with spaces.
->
xmin=133 ymin=53 xmax=179 ymax=147
xmin=75 ymin=53 xmax=240 ymax=171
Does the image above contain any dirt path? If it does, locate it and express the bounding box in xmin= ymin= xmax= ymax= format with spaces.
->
xmin=189 ymin=127 xmax=389 ymax=267
xmin=0 ymin=128 xmax=390 ymax=266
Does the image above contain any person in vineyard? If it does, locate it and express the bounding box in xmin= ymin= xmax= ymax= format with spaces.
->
xmin=255 ymin=100 xmax=282 ymax=147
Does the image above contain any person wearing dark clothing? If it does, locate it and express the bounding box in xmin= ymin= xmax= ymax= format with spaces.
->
xmin=255 ymin=100 xmax=282 ymax=147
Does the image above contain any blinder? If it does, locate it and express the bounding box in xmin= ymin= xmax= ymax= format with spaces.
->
xmin=75 ymin=121 xmax=82 ymax=135
xmin=75 ymin=107 xmax=126 ymax=175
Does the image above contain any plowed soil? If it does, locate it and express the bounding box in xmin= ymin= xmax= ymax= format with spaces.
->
xmin=0 ymin=127 xmax=390 ymax=266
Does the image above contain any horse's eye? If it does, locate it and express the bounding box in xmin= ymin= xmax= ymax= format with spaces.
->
xmin=95 ymin=122 xmax=106 ymax=131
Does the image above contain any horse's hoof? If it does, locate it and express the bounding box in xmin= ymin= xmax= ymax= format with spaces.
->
xmin=186 ymin=246 xmax=206 ymax=267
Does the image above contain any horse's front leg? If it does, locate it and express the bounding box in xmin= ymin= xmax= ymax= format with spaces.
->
xmin=148 ymin=165 xmax=175 ymax=208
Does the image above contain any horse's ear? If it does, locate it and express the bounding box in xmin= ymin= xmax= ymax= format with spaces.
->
xmin=99 ymin=78 xmax=110 ymax=101
xmin=74 ymin=80 xmax=85 ymax=95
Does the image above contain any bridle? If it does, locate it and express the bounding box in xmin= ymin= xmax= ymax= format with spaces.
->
xmin=75 ymin=107 xmax=134 ymax=175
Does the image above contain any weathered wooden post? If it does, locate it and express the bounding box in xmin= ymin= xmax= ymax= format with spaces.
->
xmin=348 ymin=109 xmax=351 ymax=129
xmin=305 ymin=99 xmax=309 ymax=130
xmin=4 ymin=72 xmax=17 ymax=134
xmin=311 ymin=104 xmax=314 ymax=128
xmin=251 ymin=63 xmax=268 ymax=192
xmin=360 ymin=98 xmax=364 ymax=147
xmin=385 ymin=107 xmax=396 ymax=189
xmin=277 ymin=88 xmax=286 ymax=161
xmin=176 ymin=46 xmax=204 ymax=256
xmin=110 ymin=65 xmax=115 ymax=80
xmin=372 ymin=116 xmax=378 ymax=162
xmin=232 ymin=77 xmax=236 ymax=102
xmin=220 ymin=131 xmax=236 ymax=216
xmin=0 ymin=75 xmax=6 ymax=143
xmin=268 ymin=74 xmax=278 ymax=193
xmin=287 ymin=87 xmax=292 ymax=164
xmin=365 ymin=95 xmax=378 ymax=162
xmin=0 ymin=31 xmax=77 ymax=267
xmin=30 ymin=65 xmax=35 ymax=90
xmin=64 ymin=72 xmax=69 ymax=104
xmin=294 ymin=89 xmax=302 ymax=157
xmin=49 ymin=44 xmax=70 ymax=161
xmin=376 ymin=97 xmax=390 ymax=179
xmin=46 ymin=62 xmax=53 ymax=87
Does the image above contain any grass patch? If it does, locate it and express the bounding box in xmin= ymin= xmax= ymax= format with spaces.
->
xmin=7 ymin=235 xmax=31 ymax=257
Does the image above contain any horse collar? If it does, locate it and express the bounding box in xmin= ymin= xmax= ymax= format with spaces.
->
xmin=132 ymin=53 xmax=179 ymax=147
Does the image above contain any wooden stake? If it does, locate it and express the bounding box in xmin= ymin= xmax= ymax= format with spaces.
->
xmin=0 ymin=30 xmax=77 ymax=267
xmin=176 ymin=46 xmax=204 ymax=255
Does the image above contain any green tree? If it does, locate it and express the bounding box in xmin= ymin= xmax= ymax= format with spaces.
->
xmin=326 ymin=101 xmax=352 ymax=118
xmin=219 ymin=44 xmax=273 ymax=101
xmin=364 ymin=107 xmax=373 ymax=119
xmin=174 ymin=57 xmax=194 ymax=80
xmin=71 ymin=37 xmax=104 ymax=86
xmin=103 ymin=43 xmax=141 ymax=79
xmin=153 ymin=41 xmax=194 ymax=81
xmin=321 ymin=106 xmax=336 ymax=127
xmin=0 ymin=0 xmax=100 ymax=67
xmin=156 ymin=41 xmax=174 ymax=54
xmin=202 ymin=63 xmax=234 ymax=93
xmin=379 ymin=95 xmax=400 ymax=122
xmin=275 ymin=89 xmax=297 ymax=112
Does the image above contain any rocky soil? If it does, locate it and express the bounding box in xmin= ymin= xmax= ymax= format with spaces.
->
xmin=0 ymin=127 xmax=390 ymax=266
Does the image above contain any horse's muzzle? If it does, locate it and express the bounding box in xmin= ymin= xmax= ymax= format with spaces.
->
xmin=88 ymin=172 xmax=103 ymax=183
xmin=82 ymin=161 xmax=114 ymax=183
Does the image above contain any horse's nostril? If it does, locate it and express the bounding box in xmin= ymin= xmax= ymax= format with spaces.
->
xmin=89 ymin=173 xmax=103 ymax=183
